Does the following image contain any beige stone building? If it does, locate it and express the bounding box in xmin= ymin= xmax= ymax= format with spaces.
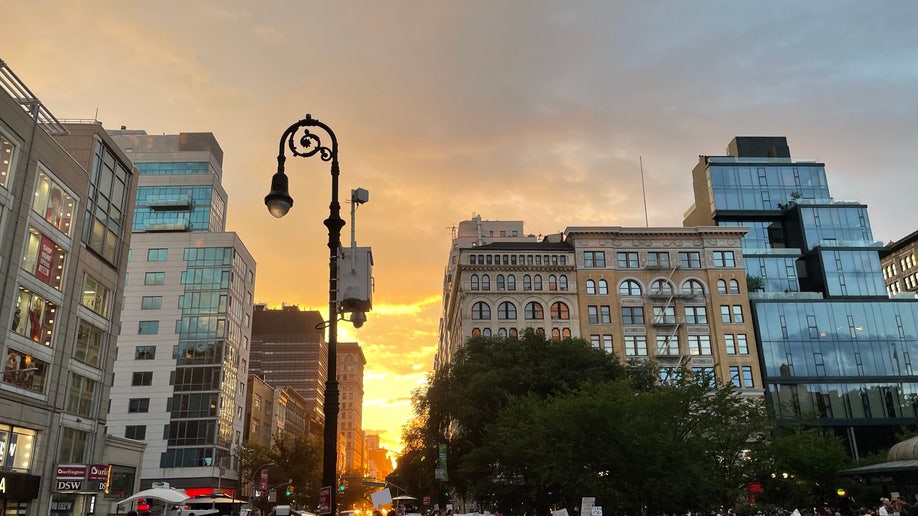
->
xmin=438 ymin=216 xmax=763 ymax=393
xmin=564 ymin=226 xmax=761 ymax=392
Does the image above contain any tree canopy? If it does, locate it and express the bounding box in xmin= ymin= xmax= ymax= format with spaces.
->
xmin=396 ymin=332 xmax=784 ymax=515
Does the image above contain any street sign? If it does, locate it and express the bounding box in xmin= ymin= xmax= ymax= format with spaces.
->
xmin=361 ymin=480 xmax=387 ymax=488
xmin=319 ymin=486 xmax=332 ymax=515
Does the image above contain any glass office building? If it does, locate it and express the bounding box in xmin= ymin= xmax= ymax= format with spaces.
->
xmin=684 ymin=136 xmax=918 ymax=456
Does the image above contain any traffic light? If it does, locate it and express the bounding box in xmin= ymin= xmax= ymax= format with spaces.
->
xmin=286 ymin=479 xmax=294 ymax=496
xmin=338 ymin=481 xmax=345 ymax=493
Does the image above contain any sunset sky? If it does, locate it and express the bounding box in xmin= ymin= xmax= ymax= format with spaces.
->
xmin=5 ymin=1 xmax=918 ymax=454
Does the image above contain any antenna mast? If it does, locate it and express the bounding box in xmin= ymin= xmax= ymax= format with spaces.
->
xmin=640 ymin=156 xmax=649 ymax=227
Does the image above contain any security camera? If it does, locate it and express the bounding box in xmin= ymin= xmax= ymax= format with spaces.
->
xmin=350 ymin=311 xmax=367 ymax=328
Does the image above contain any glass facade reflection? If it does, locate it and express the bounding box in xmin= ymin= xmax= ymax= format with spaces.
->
xmin=686 ymin=137 xmax=918 ymax=455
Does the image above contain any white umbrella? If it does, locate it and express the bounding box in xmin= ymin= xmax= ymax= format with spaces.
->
xmin=119 ymin=486 xmax=190 ymax=506
xmin=391 ymin=496 xmax=417 ymax=501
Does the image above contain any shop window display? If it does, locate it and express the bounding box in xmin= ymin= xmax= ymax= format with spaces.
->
xmin=2 ymin=348 xmax=48 ymax=393
xmin=21 ymin=227 xmax=66 ymax=290
xmin=12 ymin=287 xmax=56 ymax=346
xmin=31 ymin=171 xmax=75 ymax=237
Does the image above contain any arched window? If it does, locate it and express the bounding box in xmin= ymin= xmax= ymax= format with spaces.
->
xmin=536 ymin=327 xmax=545 ymax=336
xmin=548 ymin=275 xmax=558 ymax=291
xmin=551 ymin=302 xmax=570 ymax=320
xmin=507 ymin=275 xmax=516 ymax=291
xmin=562 ymin=328 xmax=571 ymax=338
xmin=729 ymin=279 xmax=740 ymax=294
xmin=481 ymin=274 xmax=491 ymax=291
xmin=619 ymin=280 xmax=642 ymax=296
xmin=682 ymin=279 xmax=705 ymax=296
xmin=498 ymin=328 xmax=507 ymax=338
xmin=470 ymin=274 xmax=479 ymax=291
xmin=472 ymin=301 xmax=491 ymax=320
xmin=586 ymin=280 xmax=596 ymax=295
xmin=650 ymin=279 xmax=673 ymax=296
xmin=551 ymin=328 xmax=561 ymax=341
xmin=509 ymin=328 xmax=519 ymax=339
xmin=482 ymin=328 xmax=492 ymax=337
xmin=523 ymin=275 xmax=532 ymax=291
xmin=598 ymin=279 xmax=608 ymax=295
xmin=559 ymin=275 xmax=568 ymax=291
xmin=496 ymin=275 xmax=505 ymax=290
xmin=471 ymin=328 xmax=481 ymax=337
xmin=498 ymin=301 xmax=517 ymax=320
xmin=524 ymin=302 xmax=544 ymax=320
xmin=534 ymin=275 xmax=543 ymax=290
xmin=717 ymin=279 xmax=728 ymax=294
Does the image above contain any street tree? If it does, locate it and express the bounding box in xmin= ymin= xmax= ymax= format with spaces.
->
xmin=405 ymin=332 xmax=627 ymax=507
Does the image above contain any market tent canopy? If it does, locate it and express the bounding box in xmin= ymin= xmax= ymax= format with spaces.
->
xmin=119 ymin=486 xmax=190 ymax=506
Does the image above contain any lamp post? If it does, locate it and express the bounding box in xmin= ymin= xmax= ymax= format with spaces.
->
xmin=265 ymin=114 xmax=344 ymax=515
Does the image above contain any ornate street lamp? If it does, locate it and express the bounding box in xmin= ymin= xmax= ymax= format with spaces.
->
xmin=265 ymin=114 xmax=345 ymax=514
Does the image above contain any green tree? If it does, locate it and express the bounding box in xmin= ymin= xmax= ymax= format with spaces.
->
xmin=753 ymin=426 xmax=852 ymax=509
xmin=476 ymin=374 xmax=770 ymax=515
xmin=269 ymin=433 xmax=323 ymax=509
xmin=400 ymin=332 xmax=626 ymax=507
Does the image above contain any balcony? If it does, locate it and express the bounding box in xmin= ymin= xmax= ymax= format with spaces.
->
xmin=651 ymin=317 xmax=683 ymax=327
xmin=144 ymin=194 xmax=193 ymax=210
xmin=144 ymin=220 xmax=191 ymax=232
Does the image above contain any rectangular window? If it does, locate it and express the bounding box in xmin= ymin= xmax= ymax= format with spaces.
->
xmin=721 ymin=305 xmax=731 ymax=323
xmin=732 ymin=305 xmax=745 ymax=323
xmin=138 ymin=321 xmax=160 ymax=335
xmin=147 ymin=248 xmax=168 ymax=261
xmin=725 ymin=334 xmax=737 ymax=355
xmin=32 ymin=170 xmax=76 ymax=237
xmin=688 ymin=335 xmax=712 ymax=356
xmin=678 ymin=251 xmax=701 ymax=268
xmin=82 ymin=275 xmax=111 ymax=317
xmin=125 ymin=425 xmax=147 ymax=440
xmin=0 ymin=132 xmax=18 ymax=190
xmin=713 ymin=251 xmax=736 ymax=267
xmin=656 ymin=335 xmax=679 ymax=355
xmin=128 ymin=398 xmax=150 ymax=413
xmin=82 ymin=140 xmax=130 ymax=265
xmin=58 ymin=428 xmax=89 ymax=463
xmin=602 ymin=335 xmax=613 ymax=354
xmin=737 ymin=334 xmax=749 ymax=354
xmin=65 ymin=373 xmax=95 ymax=417
xmin=617 ymin=252 xmax=639 ymax=268
xmin=624 ymin=336 xmax=647 ymax=356
xmin=742 ymin=366 xmax=754 ymax=387
xmin=652 ymin=306 xmax=676 ymax=324
xmin=13 ymin=286 xmax=57 ymax=346
xmin=74 ymin=319 xmax=104 ymax=367
xmin=587 ymin=306 xmax=599 ymax=324
xmin=131 ymin=371 xmax=153 ymax=386
xmin=684 ymin=306 xmax=707 ymax=324
xmin=144 ymin=272 xmax=166 ymax=285
xmin=692 ymin=367 xmax=716 ymax=388
xmin=584 ymin=251 xmax=605 ymax=268
xmin=729 ymin=366 xmax=741 ymax=388
xmin=647 ymin=252 xmax=670 ymax=268
xmin=2 ymin=348 xmax=49 ymax=393
xmin=135 ymin=345 xmax=156 ymax=360
xmin=141 ymin=296 xmax=163 ymax=310
xmin=22 ymin=227 xmax=67 ymax=289
xmin=590 ymin=335 xmax=601 ymax=350
xmin=600 ymin=306 xmax=611 ymax=324
xmin=622 ymin=307 xmax=644 ymax=325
